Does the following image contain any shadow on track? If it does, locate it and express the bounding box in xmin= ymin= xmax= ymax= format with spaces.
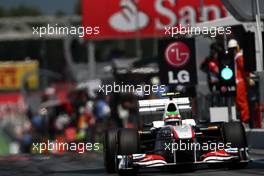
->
xmin=46 ymin=168 xmax=106 ymax=175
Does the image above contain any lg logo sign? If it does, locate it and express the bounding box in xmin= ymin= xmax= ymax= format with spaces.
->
xmin=165 ymin=42 xmax=190 ymax=68
xmin=168 ymin=70 xmax=190 ymax=84
xmin=165 ymin=41 xmax=191 ymax=84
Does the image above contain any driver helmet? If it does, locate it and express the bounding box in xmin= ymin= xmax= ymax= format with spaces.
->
xmin=164 ymin=103 xmax=182 ymax=126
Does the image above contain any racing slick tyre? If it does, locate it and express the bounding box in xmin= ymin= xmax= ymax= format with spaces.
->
xmin=118 ymin=128 xmax=139 ymax=155
xmin=222 ymin=122 xmax=247 ymax=148
xmin=117 ymin=129 xmax=139 ymax=175
xmin=222 ymin=122 xmax=248 ymax=169
xmin=104 ymin=129 xmax=118 ymax=173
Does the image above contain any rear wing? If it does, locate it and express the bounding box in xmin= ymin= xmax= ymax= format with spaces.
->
xmin=138 ymin=98 xmax=191 ymax=115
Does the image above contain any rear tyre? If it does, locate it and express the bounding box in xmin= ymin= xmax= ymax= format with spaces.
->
xmin=222 ymin=122 xmax=248 ymax=169
xmin=104 ymin=129 xmax=118 ymax=173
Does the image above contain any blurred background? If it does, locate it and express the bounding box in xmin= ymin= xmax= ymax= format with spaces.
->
xmin=0 ymin=0 xmax=263 ymax=155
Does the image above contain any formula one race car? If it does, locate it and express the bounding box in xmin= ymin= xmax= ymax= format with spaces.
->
xmin=104 ymin=93 xmax=249 ymax=175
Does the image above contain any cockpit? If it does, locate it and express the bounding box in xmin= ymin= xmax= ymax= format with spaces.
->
xmin=167 ymin=103 xmax=177 ymax=112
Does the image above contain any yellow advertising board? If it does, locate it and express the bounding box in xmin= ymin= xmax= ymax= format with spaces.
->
xmin=0 ymin=61 xmax=39 ymax=90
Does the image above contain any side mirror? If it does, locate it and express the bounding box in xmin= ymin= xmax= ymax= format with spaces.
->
xmin=198 ymin=119 xmax=209 ymax=124
xmin=143 ymin=123 xmax=153 ymax=128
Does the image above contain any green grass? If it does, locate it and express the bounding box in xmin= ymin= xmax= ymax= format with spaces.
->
xmin=0 ymin=133 xmax=10 ymax=154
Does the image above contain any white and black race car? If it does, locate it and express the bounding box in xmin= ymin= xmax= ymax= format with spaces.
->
xmin=104 ymin=93 xmax=249 ymax=175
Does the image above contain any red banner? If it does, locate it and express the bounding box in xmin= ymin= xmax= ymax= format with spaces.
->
xmin=82 ymin=0 xmax=228 ymax=39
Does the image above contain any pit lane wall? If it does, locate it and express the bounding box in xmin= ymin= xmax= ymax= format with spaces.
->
xmin=246 ymin=129 xmax=264 ymax=149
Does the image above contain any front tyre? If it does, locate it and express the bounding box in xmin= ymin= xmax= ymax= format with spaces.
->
xmin=104 ymin=129 xmax=118 ymax=173
xmin=118 ymin=128 xmax=139 ymax=155
xmin=117 ymin=128 xmax=139 ymax=175
xmin=222 ymin=122 xmax=248 ymax=169
xmin=222 ymin=122 xmax=247 ymax=148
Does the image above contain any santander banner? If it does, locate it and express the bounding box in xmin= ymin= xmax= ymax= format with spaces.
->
xmin=82 ymin=0 xmax=228 ymax=39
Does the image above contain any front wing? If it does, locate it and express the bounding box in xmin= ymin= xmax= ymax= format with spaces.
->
xmin=116 ymin=148 xmax=250 ymax=170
